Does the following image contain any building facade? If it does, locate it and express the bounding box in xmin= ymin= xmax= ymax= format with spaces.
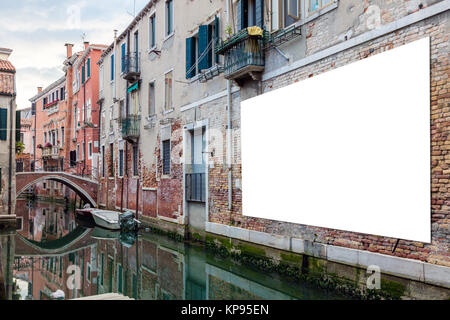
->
xmin=72 ymin=43 xmax=107 ymax=178
xmin=0 ymin=47 xmax=17 ymax=221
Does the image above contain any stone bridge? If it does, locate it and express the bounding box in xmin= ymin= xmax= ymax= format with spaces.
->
xmin=16 ymin=172 xmax=98 ymax=207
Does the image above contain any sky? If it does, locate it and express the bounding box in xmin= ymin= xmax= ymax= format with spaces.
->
xmin=0 ymin=0 xmax=149 ymax=109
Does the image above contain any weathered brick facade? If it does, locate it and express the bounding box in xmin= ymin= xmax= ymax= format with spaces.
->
xmin=208 ymin=6 xmax=450 ymax=267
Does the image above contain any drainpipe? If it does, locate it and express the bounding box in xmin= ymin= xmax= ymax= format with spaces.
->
xmin=226 ymin=0 xmax=233 ymax=212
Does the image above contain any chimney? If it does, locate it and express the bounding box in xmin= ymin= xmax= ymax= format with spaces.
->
xmin=84 ymin=41 xmax=89 ymax=50
xmin=0 ymin=48 xmax=12 ymax=61
xmin=65 ymin=43 xmax=73 ymax=59
xmin=37 ymin=87 xmax=43 ymax=94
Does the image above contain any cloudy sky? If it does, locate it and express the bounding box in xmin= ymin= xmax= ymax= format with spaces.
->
xmin=0 ymin=0 xmax=149 ymax=109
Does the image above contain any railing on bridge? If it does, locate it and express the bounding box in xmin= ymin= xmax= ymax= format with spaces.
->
xmin=16 ymin=158 xmax=99 ymax=180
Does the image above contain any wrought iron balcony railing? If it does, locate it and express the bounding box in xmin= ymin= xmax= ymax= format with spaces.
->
xmin=121 ymin=115 xmax=140 ymax=141
xmin=122 ymin=52 xmax=140 ymax=81
xmin=215 ymin=27 xmax=266 ymax=85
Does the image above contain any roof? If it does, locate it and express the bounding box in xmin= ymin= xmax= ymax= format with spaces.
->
xmin=99 ymin=0 xmax=156 ymax=64
xmin=0 ymin=59 xmax=15 ymax=73
xmin=29 ymin=76 xmax=65 ymax=102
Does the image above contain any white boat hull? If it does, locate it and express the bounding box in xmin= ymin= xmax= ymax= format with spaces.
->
xmin=91 ymin=210 xmax=121 ymax=230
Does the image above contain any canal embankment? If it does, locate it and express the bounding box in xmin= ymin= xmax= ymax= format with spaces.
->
xmin=137 ymin=217 xmax=450 ymax=300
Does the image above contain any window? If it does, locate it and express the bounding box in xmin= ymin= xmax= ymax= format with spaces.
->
xmin=82 ymin=65 xmax=85 ymax=84
xmin=60 ymin=87 xmax=65 ymax=100
xmin=87 ymin=58 xmax=91 ymax=79
xmin=117 ymin=264 xmax=123 ymax=294
xmin=0 ymin=108 xmax=7 ymax=141
xmin=82 ymin=142 xmax=85 ymax=160
xmin=61 ymin=127 xmax=64 ymax=147
xmin=102 ymin=145 xmax=105 ymax=177
xmin=132 ymin=145 xmax=138 ymax=176
xmin=44 ymin=132 xmax=47 ymax=143
xmin=164 ymin=71 xmax=173 ymax=110
xmin=148 ymin=82 xmax=155 ymax=115
xmin=88 ymin=142 xmax=92 ymax=159
xmin=165 ymin=0 xmax=173 ymax=36
xmin=308 ymin=0 xmax=333 ymax=14
xmin=186 ymin=18 xmax=219 ymax=79
xmin=149 ymin=14 xmax=156 ymax=49
xmin=119 ymin=149 xmax=124 ymax=177
xmin=237 ymin=0 xmax=264 ymax=30
xmin=99 ymin=65 xmax=104 ymax=93
xmin=111 ymin=54 xmax=115 ymax=81
xmin=100 ymin=253 xmax=104 ymax=286
xmin=43 ymin=97 xmax=48 ymax=107
xmin=109 ymin=107 xmax=114 ymax=132
xmin=76 ymin=144 xmax=80 ymax=161
xmin=86 ymin=99 xmax=92 ymax=122
xmin=101 ymin=110 xmax=106 ymax=134
xmin=109 ymin=143 xmax=114 ymax=176
xmin=121 ymin=43 xmax=126 ymax=73
xmin=134 ymin=31 xmax=139 ymax=54
xmin=162 ymin=140 xmax=170 ymax=175
xmin=270 ymin=0 xmax=301 ymax=30
xmin=119 ymin=99 xmax=125 ymax=121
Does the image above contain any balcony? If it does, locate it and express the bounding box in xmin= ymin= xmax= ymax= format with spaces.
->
xmin=122 ymin=52 xmax=140 ymax=81
xmin=120 ymin=115 xmax=140 ymax=142
xmin=42 ymin=146 xmax=61 ymax=159
xmin=215 ymin=27 xmax=266 ymax=86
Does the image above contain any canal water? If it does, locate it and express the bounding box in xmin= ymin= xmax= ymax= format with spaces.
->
xmin=0 ymin=198 xmax=348 ymax=300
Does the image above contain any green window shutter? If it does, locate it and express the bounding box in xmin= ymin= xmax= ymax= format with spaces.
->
xmin=185 ymin=37 xmax=196 ymax=79
xmin=198 ymin=25 xmax=211 ymax=71
xmin=0 ymin=108 xmax=7 ymax=141
xmin=16 ymin=110 xmax=21 ymax=142
xmin=256 ymin=0 xmax=264 ymax=28
xmin=87 ymin=58 xmax=91 ymax=78
xmin=214 ymin=16 xmax=220 ymax=63
xmin=121 ymin=43 xmax=126 ymax=73
xmin=82 ymin=65 xmax=85 ymax=84
xmin=111 ymin=55 xmax=115 ymax=81
xmin=237 ymin=0 xmax=247 ymax=31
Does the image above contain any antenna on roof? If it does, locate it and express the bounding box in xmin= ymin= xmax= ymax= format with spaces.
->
xmin=127 ymin=0 xmax=137 ymax=18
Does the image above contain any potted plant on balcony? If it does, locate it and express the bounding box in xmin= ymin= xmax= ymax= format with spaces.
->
xmin=44 ymin=142 xmax=53 ymax=148
xmin=16 ymin=141 xmax=25 ymax=155
xmin=37 ymin=144 xmax=43 ymax=149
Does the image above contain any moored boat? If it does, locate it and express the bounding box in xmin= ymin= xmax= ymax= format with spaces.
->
xmin=91 ymin=210 xmax=121 ymax=230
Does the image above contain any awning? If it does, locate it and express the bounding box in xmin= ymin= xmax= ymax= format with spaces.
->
xmin=127 ymin=82 xmax=139 ymax=93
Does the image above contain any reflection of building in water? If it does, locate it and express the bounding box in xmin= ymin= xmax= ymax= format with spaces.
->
xmin=0 ymin=232 xmax=15 ymax=300
xmin=13 ymin=238 xmax=98 ymax=300
xmin=12 ymin=228 xmax=340 ymax=300
xmin=15 ymin=199 xmax=76 ymax=243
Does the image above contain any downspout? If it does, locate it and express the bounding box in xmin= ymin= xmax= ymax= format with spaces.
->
xmin=226 ymin=0 xmax=233 ymax=212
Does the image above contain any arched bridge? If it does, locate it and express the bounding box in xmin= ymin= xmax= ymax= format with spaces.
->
xmin=16 ymin=172 xmax=98 ymax=207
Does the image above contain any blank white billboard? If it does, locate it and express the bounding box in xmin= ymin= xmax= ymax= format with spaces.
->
xmin=241 ymin=37 xmax=431 ymax=243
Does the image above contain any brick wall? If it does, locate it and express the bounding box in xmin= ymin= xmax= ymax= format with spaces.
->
xmin=209 ymin=11 xmax=450 ymax=267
